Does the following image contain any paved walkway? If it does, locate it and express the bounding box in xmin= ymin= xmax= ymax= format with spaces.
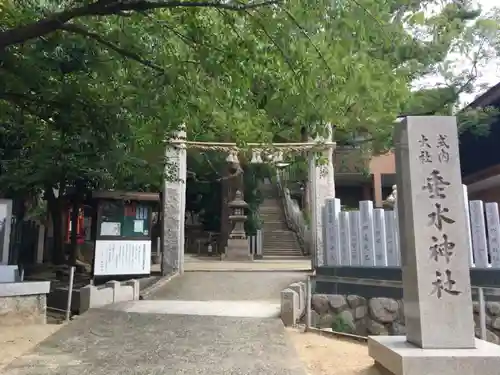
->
xmin=150 ymin=255 xmax=312 ymax=273
xmin=3 ymin=271 xmax=308 ymax=375
xmin=149 ymin=271 xmax=305 ymax=301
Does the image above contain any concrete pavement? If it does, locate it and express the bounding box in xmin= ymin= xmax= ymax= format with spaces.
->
xmin=106 ymin=299 xmax=281 ymax=318
xmin=148 ymin=271 xmax=306 ymax=301
xmin=3 ymin=271 xmax=308 ymax=374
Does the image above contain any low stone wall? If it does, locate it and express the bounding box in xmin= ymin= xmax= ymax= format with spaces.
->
xmin=0 ymin=281 xmax=50 ymax=325
xmin=311 ymin=293 xmax=500 ymax=344
xmin=79 ymin=280 xmax=140 ymax=313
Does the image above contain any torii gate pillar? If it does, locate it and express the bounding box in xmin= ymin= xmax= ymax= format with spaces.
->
xmin=308 ymin=126 xmax=336 ymax=268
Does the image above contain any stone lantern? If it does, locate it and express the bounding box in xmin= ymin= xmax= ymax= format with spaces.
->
xmin=224 ymin=190 xmax=253 ymax=261
xmin=228 ymin=190 xmax=248 ymax=239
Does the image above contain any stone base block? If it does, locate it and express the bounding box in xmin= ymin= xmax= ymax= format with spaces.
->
xmin=0 ymin=281 xmax=50 ymax=325
xmin=369 ymin=336 xmax=500 ymax=375
xmin=224 ymin=238 xmax=253 ymax=261
xmin=79 ymin=279 xmax=140 ymax=314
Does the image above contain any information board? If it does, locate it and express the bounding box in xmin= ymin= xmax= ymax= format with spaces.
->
xmin=94 ymin=240 xmax=151 ymax=276
xmin=98 ymin=201 xmax=150 ymax=238
xmin=122 ymin=202 xmax=149 ymax=237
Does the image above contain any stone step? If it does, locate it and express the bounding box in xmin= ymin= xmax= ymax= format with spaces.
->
xmin=263 ymin=239 xmax=298 ymax=244
xmin=263 ymin=248 xmax=299 ymax=251
xmin=262 ymin=255 xmax=307 ymax=260
xmin=263 ymin=243 xmax=300 ymax=248
xmin=263 ymin=255 xmax=304 ymax=259
xmin=262 ymin=237 xmax=297 ymax=246
xmin=263 ymin=251 xmax=302 ymax=256
xmin=263 ymin=248 xmax=300 ymax=251
xmin=264 ymin=245 xmax=300 ymax=250
xmin=263 ymin=233 xmax=297 ymax=238
xmin=263 ymin=246 xmax=301 ymax=250
xmin=262 ymin=226 xmax=289 ymax=231
xmin=263 ymin=253 xmax=303 ymax=258
xmin=263 ymin=251 xmax=302 ymax=255
xmin=263 ymin=238 xmax=298 ymax=244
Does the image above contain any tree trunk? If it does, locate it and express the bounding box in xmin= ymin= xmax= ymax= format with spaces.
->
xmin=69 ymin=195 xmax=79 ymax=266
xmin=46 ymin=190 xmax=65 ymax=265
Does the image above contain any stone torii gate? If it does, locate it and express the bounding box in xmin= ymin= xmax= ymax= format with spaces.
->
xmin=161 ymin=128 xmax=336 ymax=275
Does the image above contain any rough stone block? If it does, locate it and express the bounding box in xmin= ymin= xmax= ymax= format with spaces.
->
xmin=281 ymin=288 xmax=299 ymax=326
xmin=369 ymin=336 xmax=500 ymax=375
xmin=328 ymin=294 xmax=347 ymax=313
xmin=311 ymin=294 xmax=330 ymax=314
xmin=0 ymin=294 xmax=46 ymax=325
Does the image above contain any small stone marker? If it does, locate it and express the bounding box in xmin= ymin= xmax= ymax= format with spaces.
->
xmin=462 ymin=185 xmax=474 ymax=266
xmin=373 ymin=209 xmax=388 ymax=266
xmin=339 ymin=211 xmax=351 ymax=265
xmin=384 ymin=211 xmax=398 ymax=266
xmin=325 ymin=198 xmax=341 ymax=266
xmin=348 ymin=211 xmax=361 ymax=265
xmin=485 ymin=203 xmax=500 ymax=267
xmin=288 ymin=282 xmax=305 ymax=316
xmin=470 ymin=200 xmax=489 ymax=268
xmin=368 ymin=116 xmax=500 ymax=375
xmin=360 ymin=201 xmax=376 ymax=266
xmin=280 ymin=288 xmax=299 ymax=326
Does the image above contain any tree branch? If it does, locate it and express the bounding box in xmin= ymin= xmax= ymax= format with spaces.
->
xmin=0 ymin=0 xmax=280 ymax=49
xmin=60 ymin=24 xmax=166 ymax=73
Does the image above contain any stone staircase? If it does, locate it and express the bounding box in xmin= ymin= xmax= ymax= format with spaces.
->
xmin=259 ymin=183 xmax=305 ymax=259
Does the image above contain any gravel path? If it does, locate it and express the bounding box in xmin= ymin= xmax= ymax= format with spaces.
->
xmin=149 ymin=271 xmax=306 ymax=302
xmin=3 ymin=309 xmax=307 ymax=375
xmin=286 ymin=329 xmax=381 ymax=375
xmin=0 ymin=324 xmax=62 ymax=371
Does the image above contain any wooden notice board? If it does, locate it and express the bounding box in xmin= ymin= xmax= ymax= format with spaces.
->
xmin=98 ymin=200 xmax=151 ymax=239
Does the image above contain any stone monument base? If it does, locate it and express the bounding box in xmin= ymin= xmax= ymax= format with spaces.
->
xmin=369 ymin=336 xmax=500 ymax=375
xmin=224 ymin=238 xmax=253 ymax=261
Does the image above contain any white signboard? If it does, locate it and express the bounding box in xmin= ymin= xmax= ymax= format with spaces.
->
xmin=94 ymin=240 xmax=151 ymax=276
xmin=100 ymin=222 xmax=121 ymax=236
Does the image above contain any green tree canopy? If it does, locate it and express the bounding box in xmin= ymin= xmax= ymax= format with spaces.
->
xmin=1 ymin=0 xmax=499 ymax=263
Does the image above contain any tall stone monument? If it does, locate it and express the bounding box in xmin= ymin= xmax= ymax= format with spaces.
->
xmin=368 ymin=116 xmax=500 ymax=375
xmin=162 ymin=128 xmax=187 ymax=275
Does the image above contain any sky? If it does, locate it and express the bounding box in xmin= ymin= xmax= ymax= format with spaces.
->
xmin=416 ymin=0 xmax=499 ymax=107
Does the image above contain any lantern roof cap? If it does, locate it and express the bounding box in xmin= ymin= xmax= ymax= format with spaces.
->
xmin=228 ymin=190 xmax=248 ymax=208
